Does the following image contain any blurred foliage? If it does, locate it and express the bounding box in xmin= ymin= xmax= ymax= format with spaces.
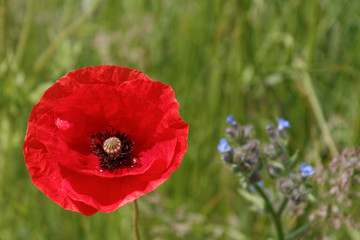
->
xmin=0 ymin=0 xmax=360 ymax=239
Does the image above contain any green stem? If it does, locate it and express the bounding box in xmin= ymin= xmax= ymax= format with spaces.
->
xmin=11 ymin=0 xmax=35 ymax=71
xmin=301 ymin=0 xmax=338 ymax=157
xmin=0 ymin=0 xmax=8 ymax=60
xmin=33 ymin=0 xmax=101 ymax=74
xmin=255 ymin=185 xmax=284 ymax=240
xmin=60 ymin=0 xmax=74 ymax=29
xmin=277 ymin=198 xmax=288 ymax=217
xmin=132 ymin=199 xmax=140 ymax=240
xmin=302 ymin=71 xmax=338 ymax=157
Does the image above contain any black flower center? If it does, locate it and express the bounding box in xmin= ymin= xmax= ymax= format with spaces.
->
xmin=89 ymin=126 xmax=141 ymax=171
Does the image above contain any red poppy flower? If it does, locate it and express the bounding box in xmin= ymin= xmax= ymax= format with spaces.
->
xmin=23 ymin=65 xmax=189 ymax=216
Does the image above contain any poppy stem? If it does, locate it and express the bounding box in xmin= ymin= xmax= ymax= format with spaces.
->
xmin=132 ymin=199 xmax=141 ymax=240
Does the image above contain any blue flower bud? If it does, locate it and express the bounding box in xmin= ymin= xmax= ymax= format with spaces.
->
xmin=249 ymin=180 xmax=264 ymax=191
xmin=226 ymin=127 xmax=235 ymax=137
xmin=266 ymin=124 xmax=274 ymax=130
xmin=276 ymin=117 xmax=291 ymax=130
xmin=299 ymin=162 xmax=315 ymax=177
xmin=226 ymin=114 xmax=236 ymax=124
xmin=266 ymin=124 xmax=276 ymax=138
xmin=217 ymin=138 xmax=232 ymax=153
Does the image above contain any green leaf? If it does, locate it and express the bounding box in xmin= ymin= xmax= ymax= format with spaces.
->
xmin=347 ymin=229 xmax=360 ymax=240
xmin=238 ymin=189 xmax=264 ymax=211
xmin=286 ymin=221 xmax=313 ymax=240
xmin=288 ymin=149 xmax=300 ymax=171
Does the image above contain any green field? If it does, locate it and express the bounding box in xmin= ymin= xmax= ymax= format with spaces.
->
xmin=1 ymin=0 xmax=360 ymax=239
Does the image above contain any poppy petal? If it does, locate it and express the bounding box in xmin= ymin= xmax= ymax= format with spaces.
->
xmin=24 ymin=65 xmax=189 ymax=215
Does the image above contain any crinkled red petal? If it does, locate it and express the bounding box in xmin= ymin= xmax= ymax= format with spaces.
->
xmin=61 ymin=135 xmax=187 ymax=212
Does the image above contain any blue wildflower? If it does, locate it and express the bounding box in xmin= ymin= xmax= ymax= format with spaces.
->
xmin=249 ymin=180 xmax=264 ymax=191
xmin=217 ymin=138 xmax=232 ymax=153
xmin=299 ymin=162 xmax=315 ymax=177
xmin=276 ymin=117 xmax=291 ymax=130
xmin=226 ymin=114 xmax=236 ymax=124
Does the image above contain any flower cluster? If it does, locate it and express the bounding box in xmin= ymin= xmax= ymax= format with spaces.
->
xmin=264 ymin=118 xmax=291 ymax=177
xmin=310 ymin=147 xmax=360 ymax=232
xmin=218 ymin=115 xmax=319 ymax=240
xmin=218 ymin=115 xmax=263 ymax=187
xmin=218 ymin=115 xmax=315 ymax=204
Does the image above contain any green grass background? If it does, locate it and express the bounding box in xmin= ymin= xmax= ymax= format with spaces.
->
xmin=1 ymin=0 xmax=360 ymax=239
